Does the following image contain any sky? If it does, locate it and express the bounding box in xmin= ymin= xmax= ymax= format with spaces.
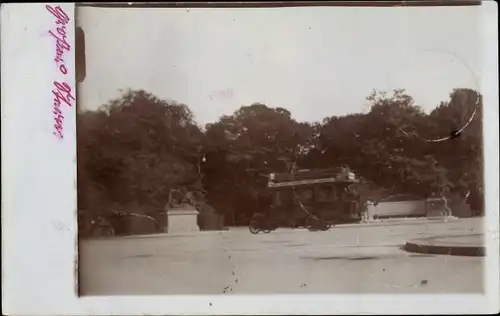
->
xmin=77 ymin=5 xmax=482 ymax=124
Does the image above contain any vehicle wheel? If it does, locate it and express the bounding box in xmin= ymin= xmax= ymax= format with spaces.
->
xmin=249 ymin=220 xmax=260 ymax=234
xmin=320 ymin=223 xmax=332 ymax=231
xmin=307 ymin=221 xmax=319 ymax=231
xmin=306 ymin=216 xmax=319 ymax=231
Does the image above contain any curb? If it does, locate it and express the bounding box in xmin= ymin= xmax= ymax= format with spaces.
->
xmin=121 ymin=230 xmax=231 ymax=238
xmin=403 ymin=235 xmax=485 ymax=257
xmin=82 ymin=230 xmax=230 ymax=240
xmin=335 ymin=218 xmax=455 ymax=229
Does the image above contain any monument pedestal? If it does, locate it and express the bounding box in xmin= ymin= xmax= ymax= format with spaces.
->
xmin=167 ymin=205 xmax=200 ymax=234
xmin=426 ymin=197 xmax=451 ymax=217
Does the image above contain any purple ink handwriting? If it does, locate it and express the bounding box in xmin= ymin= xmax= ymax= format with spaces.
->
xmin=47 ymin=5 xmax=74 ymax=140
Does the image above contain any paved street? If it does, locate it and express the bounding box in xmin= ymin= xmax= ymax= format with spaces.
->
xmin=79 ymin=218 xmax=484 ymax=295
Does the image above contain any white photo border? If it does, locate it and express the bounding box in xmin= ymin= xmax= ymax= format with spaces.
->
xmin=1 ymin=2 xmax=498 ymax=315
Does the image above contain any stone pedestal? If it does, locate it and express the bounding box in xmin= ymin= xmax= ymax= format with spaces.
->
xmin=166 ymin=205 xmax=200 ymax=234
xmin=367 ymin=200 xmax=427 ymax=220
xmin=426 ymin=197 xmax=450 ymax=217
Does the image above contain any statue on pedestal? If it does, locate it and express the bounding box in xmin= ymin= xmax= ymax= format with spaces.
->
xmin=165 ymin=187 xmax=224 ymax=231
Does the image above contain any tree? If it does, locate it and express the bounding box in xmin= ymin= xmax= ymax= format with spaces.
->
xmin=314 ymin=89 xmax=456 ymax=197
xmin=78 ymin=86 xmax=485 ymax=228
xmin=428 ymin=88 xmax=483 ymax=211
xmin=78 ymin=89 xmax=203 ymax=219
xmin=202 ymin=103 xmax=314 ymax=225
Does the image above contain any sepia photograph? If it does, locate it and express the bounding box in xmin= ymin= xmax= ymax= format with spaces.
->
xmin=76 ymin=2 xmax=486 ymax=296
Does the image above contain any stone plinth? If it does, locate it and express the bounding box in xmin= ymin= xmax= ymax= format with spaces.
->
xmin=367 ymin=200 xmax=427 ymax=220
xmin=426 ymin=197 xmax=452 ymax=217
xmin=167 ymin=205 xmax=200 ymax=234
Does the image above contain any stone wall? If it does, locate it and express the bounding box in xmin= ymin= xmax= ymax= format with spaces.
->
xmin=367 ymin=200 xmax=427 ymax=220
xmin=366 ymin=197 xmax=473 ymax=221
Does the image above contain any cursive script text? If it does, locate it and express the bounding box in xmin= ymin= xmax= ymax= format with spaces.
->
xmin=52 ymin=81 xmax=75 ymax=139
xmin=47 ymin=5 xmax=73 ymax=140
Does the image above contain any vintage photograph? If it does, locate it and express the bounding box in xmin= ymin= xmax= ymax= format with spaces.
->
xmin=76 ymin=3 xmax=485 ymax=296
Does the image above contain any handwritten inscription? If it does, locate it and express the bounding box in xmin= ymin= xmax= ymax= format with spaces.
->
xmin=47 ymin=5 xmax=74 ymax=140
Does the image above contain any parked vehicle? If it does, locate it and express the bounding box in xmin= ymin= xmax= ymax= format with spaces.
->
xmin=249 ymin=213 xmax=279 ymax=234
xmin=248 ymin=167 xmax=360 ymax=234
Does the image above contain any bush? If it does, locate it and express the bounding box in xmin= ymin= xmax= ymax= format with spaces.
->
xmin=198 ymin=204 xmax=224 ymax=230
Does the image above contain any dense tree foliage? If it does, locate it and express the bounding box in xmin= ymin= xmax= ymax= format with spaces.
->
xmin=78 ymin=87 xmax=484 ymax=227
xmin=78 ymin=90 xmax=203 ymax=216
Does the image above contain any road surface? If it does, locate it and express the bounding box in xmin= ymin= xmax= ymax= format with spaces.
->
xmin=79 ymin=217 xmax=483 ymax=295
